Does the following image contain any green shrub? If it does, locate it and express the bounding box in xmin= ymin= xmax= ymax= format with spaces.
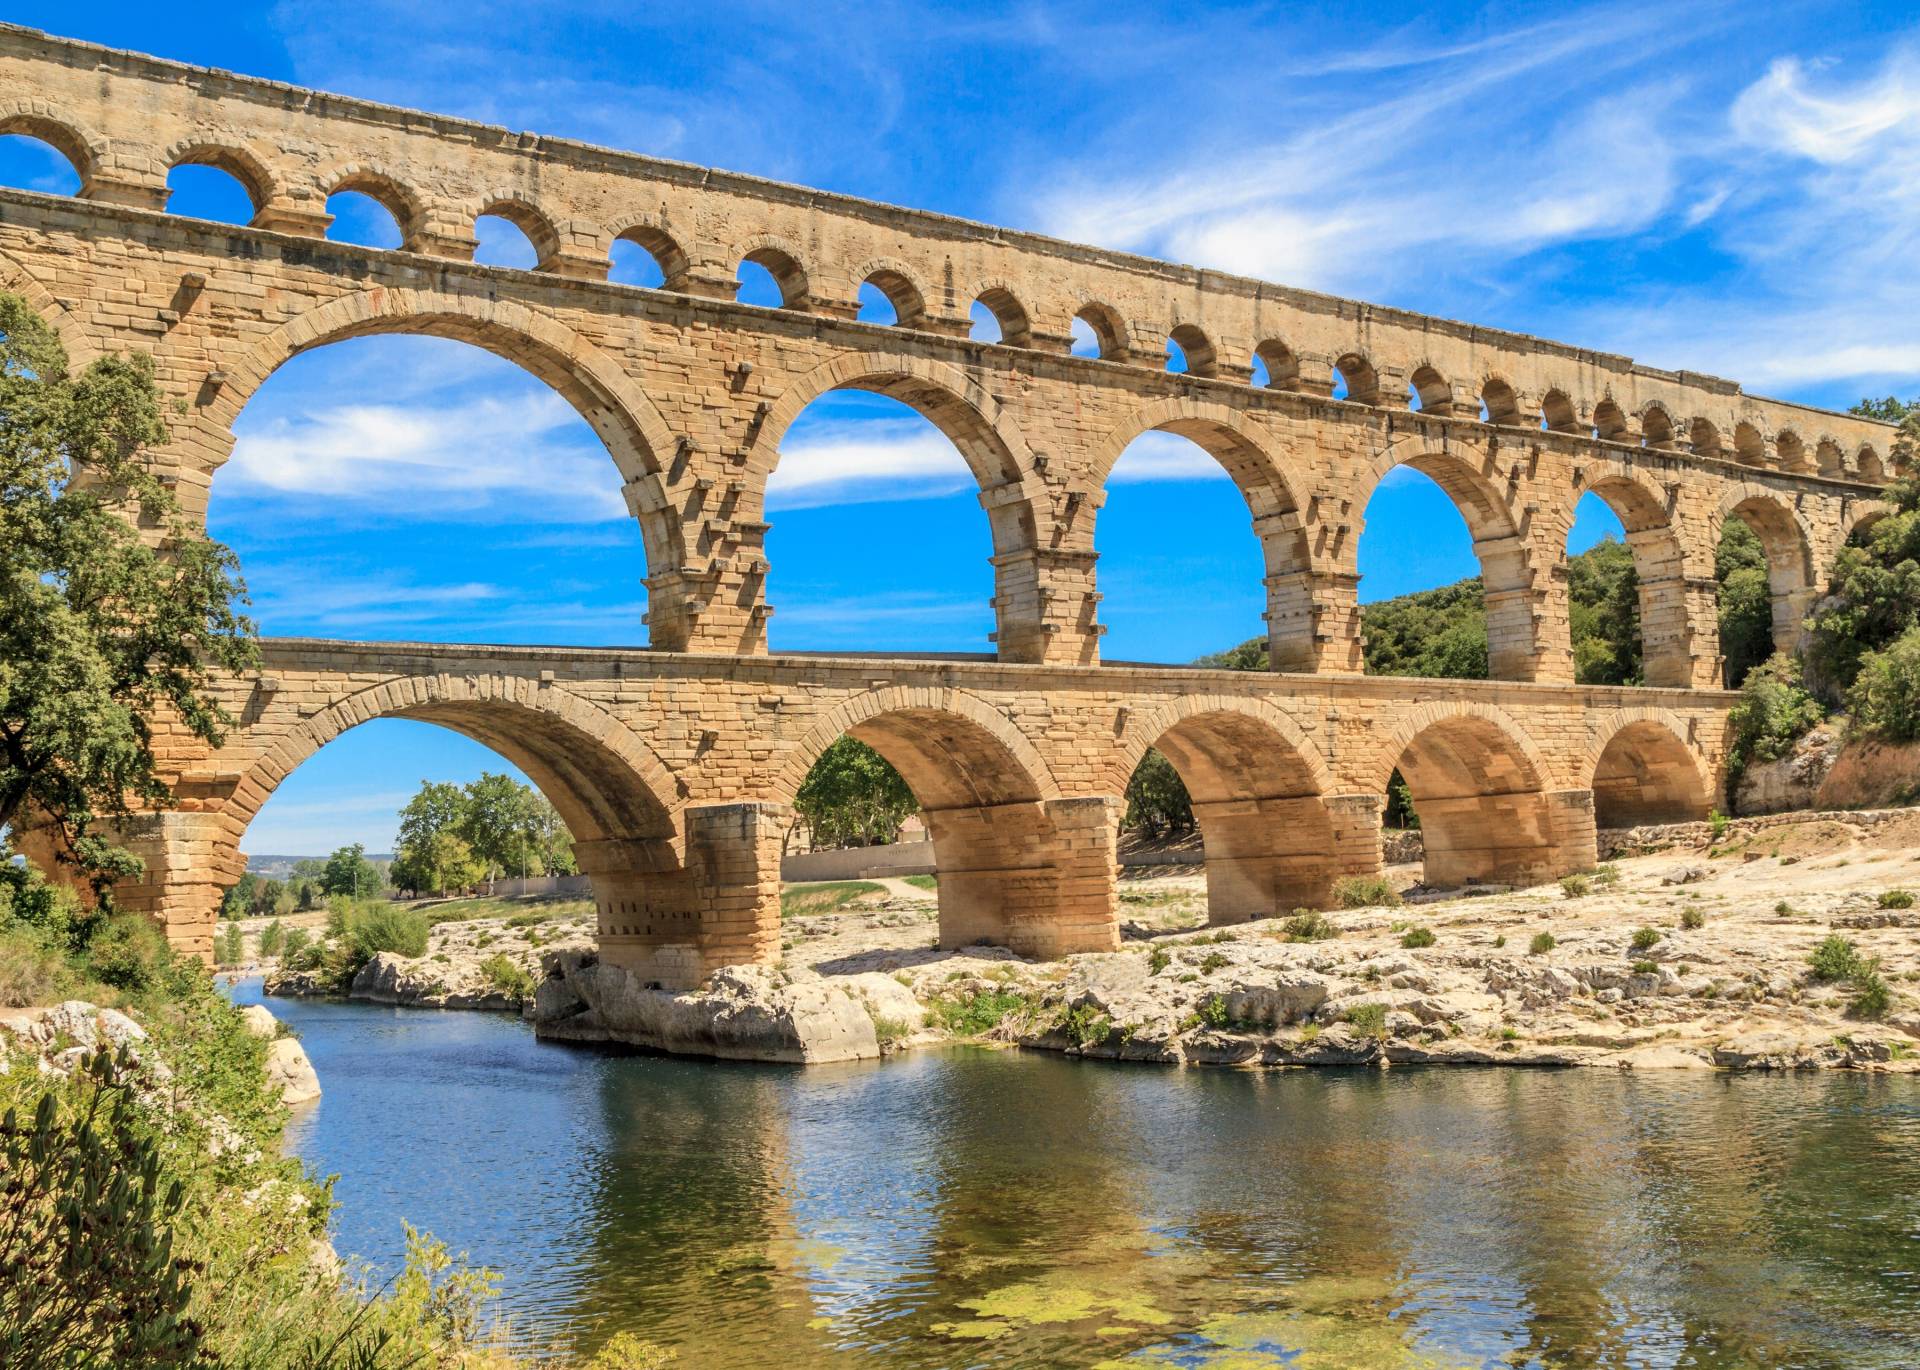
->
xmin=1333 ymin=875 xmax=1400 ymax=909
xmin=1345 ymin=1002 xmax=1389 ymax=1039
xmin=1681 ymin=908 xmax=1706 ymax=930
xmin=1060 ymin=1002 xmax=1113 ymax=1048
xmin=1724 ymin=654 xmax=1824 ymax=781
xmin=0 ymin=859 xmax=84 ymax=952
xmin=1809 ymin=935 xmax=1865 ymax=983
xmin=1849 ymin=970 xmax=1892 ymax=1020
xmin=0 ymin=927 xmax=75 ymax=1008
xmin=1281 ymin=909 xmax=1338 ymax=942
xmin=256 ymin=919 xmax=285 ymax=958
xmin=0 ymin=1048 xmax=203 ymax=1365
xmin=477 ymin=953 xmax=536 ymax=1002
xmin=1198 ymin=950 xmax=1231 ymax=974
xmin=1529 ymin=931 xmax=1556 ymax=956
xmin=279 ymin=927 xmax=310 ymax=962
xmin=1400 ymin=926 xmax=1436 ymax=949
xmin=1709 ymin=810 xmax=1731 ymax=839
xmin=1877 ymin=889 xmax=1915 ymax=909
xmin=1848 ymin=628 xmax=1920 ymax=742
xmin=1630 ymin=927 xmax=1663 ymax=951
xmin=1560 ymin=875 xmax=1590 ymax=899
xmin=1199 ymin=993 xmax=1231 ymax=1028
xmin=217 ymin=921 xmax=245 ymax=967
xmin=1631 ymin=959 xmax=1659 ymax=975
xmin=1492 ymin=934 xmax=1507 ymax=949
xmin=1147 ymin=946 xmax=1171 ymax=975
xmin=869 ymin=1014 xmax=913 ymax=1048
xmin=84 ymin=914 xmax=173 ymax=995
xmin=1590 ymin=864 xmax=1621 ymax=887
xmin=343 ymin=902 xmax=430 ymax=963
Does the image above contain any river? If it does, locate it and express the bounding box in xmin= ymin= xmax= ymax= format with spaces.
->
xmin=225 ymin=979 xmax=1920 ymax=1368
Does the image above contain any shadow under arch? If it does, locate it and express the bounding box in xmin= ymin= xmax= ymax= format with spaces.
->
xmin=1088 ymin=398 xmax=1320 ymax=670
xmin=775 ymin=687 xmax=1114 ymax=957
xmin=1377 ymin=702 xmax=1588 ymax=888
xmin=189 ymin=286 xmax=692 ymax=639
xmin=1587 ymin=710 xmax=1711 ymax=828
xmin=750 ymin=351 xmax=1052 ymax=660
xmin=1115 ymin=695 xmax=1340 ymax=918
xmin=1363 ymin=440 xmax=1539 ymax=680
xmin=1573 ymin=466 xmax=1695 ymax=687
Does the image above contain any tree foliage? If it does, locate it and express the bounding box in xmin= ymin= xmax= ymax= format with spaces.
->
xmin=0 ymin=292 xmax=256 ymax=883
xmin=387 ymin=774 xmax=574 ymax=894
xmin=320 ymin=843 xmax=381 ymax=899
xmin=1717 ymin=519 xmax=1775 ymax=689
xmin=793 ymin=737 xmax=918 ymax=848
xmin=1122 ymin=748 xmax=1194 ymax=835
xmin=1805 ymin=477 xmax=1920 ymax=703
xmin=1566 ymin=538 xmax=1641 ymax=686
xmin=1724 ymin=653 xmax=1826 ymax=782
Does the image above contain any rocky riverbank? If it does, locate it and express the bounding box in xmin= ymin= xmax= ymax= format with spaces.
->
xmin=265 ymin=809 xmax=1920 ymax=1071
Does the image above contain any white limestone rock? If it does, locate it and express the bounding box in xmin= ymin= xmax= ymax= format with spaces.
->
xmin=532 ymin=953 xmax=907 ymax=1063
xmin=264 ymin=1035 xmax=322 ymax=1106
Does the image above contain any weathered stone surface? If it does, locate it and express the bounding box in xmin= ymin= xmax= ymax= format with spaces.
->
xmin=531 ymin=952 xmax=917 ymax=1063
xmin=264 ymin=1035 xmax=322 ymax=1106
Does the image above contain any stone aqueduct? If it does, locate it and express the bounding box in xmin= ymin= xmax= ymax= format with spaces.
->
xmin=0 ymin=27 xmax=1898 ymax=980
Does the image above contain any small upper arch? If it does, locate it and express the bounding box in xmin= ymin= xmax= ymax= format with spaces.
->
xmin=1638 ymin=402 xmax=1677 ymax=449
xmin=1858 ymin=443 xmax=1886 ymax=482
xmin=1689 ymin=417 xmax=1723 ymax=457
xmin=471 ymin=193 xmax=564 ymax=267
xmin=322 ymin=163 xmax=425 ymax=246
xmin=1253 ymin=339 xmax=1300 ymax=390
xmin=734 ymin=234 xmax=811 ymax=310
xmin=1167 ymin=322 xmax=1219 ymax=377
xmin=970 ymin=281 xmax=1032 ymax=348
xmin=164 ymin=139 xmax=277 ymax=221
xmin=1481 ymin=375 xmax=1522 ymax=425
xmin=1775 ymin=428 xmax=1808 ymax=470
xmin=1733 ymin=421 xmax=1767 ymax=466
xmin=1592 ymin=397 xmax=1632 ymax=442
xmin=0 ymin=105 xmax=103 ymax=187
xmin=1333 ymin=350 xmax=1380 ymax=404
xmin=1071 ymin=299 xmax=1128 ymax=360
xmin=606 ymin=215 xmax=690 ymax=288
xmin=854 ymin=256 xmax=931 ymax=329
xmin=1407 ymin=362 xmax=1450 ymax=412
xmin=1540 ymin=388 xmax=1578 ymax=433
xmin=1815 ymin=436 xmax=1846 ymax=476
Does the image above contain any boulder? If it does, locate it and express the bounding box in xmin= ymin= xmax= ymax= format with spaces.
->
xmin=264 ymin=1036 xmax=322 ymax=1106
xmin=531 ymin=953 xmax=906 ymax=1063
xmin=239 ymin=1004 xmax=279 ymax=1039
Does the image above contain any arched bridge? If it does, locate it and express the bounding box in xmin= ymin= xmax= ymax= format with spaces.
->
xmin=0 ymin=26 xmax=1894 ymax=976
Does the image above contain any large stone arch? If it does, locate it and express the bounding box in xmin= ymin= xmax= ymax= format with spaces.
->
xmin=1718 ymin=483 xmax=1819 ymax=659
xmin=1114 ymin=694 xmax=1342 ymax=920
xmin=748 ymin=350 xmax=1053 ymax=660
xmin=1565 ymin=463 xmax=1700 ymax=688
xmin=1586 ymin=708 xmax=1713 ymax=828
xmin=1362 ymin=435 xmax=1542 ymax=680
xmin=1373 ymin=701 xmax=1589 ymax=887
xmin=231 ymin=673 xmax=683 ymax=847
xmin=180 ymin=285 xmax=690 ymax=633
xmin=1087 ymin=398 xmax=1330 ymax=671
xmin=773 ymin=687 xmax=1113 ymax=957
xmin=774 ymin=685 xmax=1060 ymax=808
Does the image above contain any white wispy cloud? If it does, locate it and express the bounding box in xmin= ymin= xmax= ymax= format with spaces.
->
xmin=225 ymin=389 xmax=627 ymax=523
xmin=1109 ymin=432 xmax=1233 ymax=483
xmin=768 ymin=420 xmax=976 ymax=509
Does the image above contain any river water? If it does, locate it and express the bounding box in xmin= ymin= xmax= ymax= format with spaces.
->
xmin=225 ymin=980 xmax=1920 ymax=1368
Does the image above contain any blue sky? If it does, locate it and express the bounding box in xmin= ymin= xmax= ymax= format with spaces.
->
xmin=6 ymin=1 xmax=1916 ymax=855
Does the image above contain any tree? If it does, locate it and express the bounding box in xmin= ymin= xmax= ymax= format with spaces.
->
xmin=1806 ymin=477 xmax=1920 ymax=701
xmin=219 ymin=873 xmax=259 ymax=921
xmin=1122 ymin=748 xmax=1193 ymax=836
xmin=1852 ymin=394 xmax=1919 ymax=469
xmin=793 ymin=738 xmax=919 ymax=849
xmin=248 ymin=877 xmax=285 ymax=918
xmin=321 ymin=843 xmax=381 ymax=899
xmin=457 ymin=772 xmax=544 ymax=882
xmin=0 ymin=292 xmax=256 ymax=886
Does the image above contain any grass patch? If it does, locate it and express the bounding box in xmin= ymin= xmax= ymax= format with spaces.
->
xmin=1681 ymin=908 xmax=1705 ymax=930
xmin=1147 ymin=946 xmax=1171 ymax=975
xmin=1529 ymin=931 xmax=1557 ymax=956
xmin=477 ymin=953 xmax=536 ymax=1002
xmin=780 ymin=881 xmax=886 ymax=918
xmin=1333 ymin=875 xmax=1400 ymax=909
xmin=1345 ymin=1002 xmax=1389 ymax=1040
xmin=903 ymin=874 xmax=939 ymax=892
xmin=926 ymin=988 xmax=1035 ymax=1037
xmin=1631 ymin=959 xmax=1659 ymax=975
xmin=1560 ymin=875 xmax=1590 ymax=899
xmin=1630 ymin=927 xmax=1663 ymax=951
xmin=1400 ymin=926 xmax=1436 ymax=949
